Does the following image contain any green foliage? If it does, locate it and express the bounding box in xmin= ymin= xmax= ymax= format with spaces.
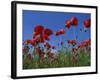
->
xmin=23 ymin=51 xmax=90 ymax=69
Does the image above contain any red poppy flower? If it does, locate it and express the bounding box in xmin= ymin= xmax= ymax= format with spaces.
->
xmin=67 ymin=40 xmax=71 ymax=44
xmin=31 ymin=40 xmax=37 ymax=46
xmin=78 ymin=39 xmax=91 ymax=48
xmin=78 ymin=44 xmax=84 ymax=49
xmin=72 ymin=40 xmax=77 ymax=45
xmin=45 ymin=42 xmax=51 ymax=48
xmin=43 ymin=34 xmax=50 ymax=41
xmin=70 ymin=17 xmax=78 ymax=26
xmin=55 ymin=31 xmax=61 ymax=36
xmin=67 ymin=40 xmax=77 ymax=45
xmin=82 ymin=39 xmax=91 ymax=46
xmin=65 ymin=20 xmax=71 ymax=29
xmin=44 ymin=28 xmax=53 ymax=36
xmin=34 ymin=36 xmax=39 ymax=41
xmin=26 ymin=40 xmax=32 ymax=44
xmin=26 ymin=38 xmax=39 ymax=46
xmin=84 ymin=19 xmax=91 ymax=28
xmin=52 ymin=46 xmax=56 ymax=49
xmin=34 ymin=25 xmax=44 ymax=34
xmin=59 ymin=29 xmax=65 ymax=34
xmin=55 ymin=29 xmax=65 ymax=36
xmin=30 ymin=37 xmax=39 ymax=46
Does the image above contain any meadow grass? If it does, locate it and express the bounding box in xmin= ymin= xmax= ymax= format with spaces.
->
xmin=23 ymin=50 xmax=90 ymax=69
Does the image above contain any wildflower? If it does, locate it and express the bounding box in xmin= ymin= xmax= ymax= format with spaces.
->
xmin=65 ymin=20 xmax=71 ymax=29
xmin=59 ymin=29 xmax=65 ymax=34
xmin=45 ymin=42 xmax=51 ymax=48
xmin=26 ymin=40 xmax=32 ymax=44
xmin=55 ymin=29 xmax=65 ymax=36
xmin=84 ymin=19 xmax=91 ymax=28
xmin=43 ymin=34 xmax=50 ymax=41
xmin=71 ymin=40 xmax=77 ymax=45
xmin=67 ymin=40 xmax=77 ymax=46
xmin=78 ymin=39 xmax=91 ymax=49
xmin=67 ymin=40 xmax=71 ymax=44
xmin=78 ymin=44 xmax=84 ymax=49
xmin=55 ymin=31 xmax=61 ymax=36
xmin=82 ymin=39 xmax=91 ymax=46
xmin=70 ymin=17 xmax=78 ymax=26
xmin=34 ymin=25 xmax=44 ymax=34
xmin=44 ymin=28 xmax=53 ymax=36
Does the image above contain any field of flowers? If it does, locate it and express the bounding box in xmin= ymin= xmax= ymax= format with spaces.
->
xmin=23 ymin=16 xmax=91 ymax=69
xmin=23 ymin=50 xmax=90 ymax=69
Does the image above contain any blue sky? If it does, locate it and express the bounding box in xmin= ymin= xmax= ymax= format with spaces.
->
xmin=23 ymin=10 xmax=90 ymax=49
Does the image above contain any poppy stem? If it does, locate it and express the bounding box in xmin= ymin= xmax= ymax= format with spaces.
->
xmin=73 ymin=27 xmax=76 ymax=40
xmin=89 ymin=28 xmax=91 ymax=39
xmin=64 ymin=27 xmax=68 ymax=48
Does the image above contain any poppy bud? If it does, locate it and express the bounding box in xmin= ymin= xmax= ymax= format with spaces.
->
xmin=70 ymin=17 xmax=78 ymax=26
xmin=65 ymin=20 xmax=71 ymax=29
xmin=55 ymin=31 xmax=60 ymax=36
xmin=59 ymin=29 xmax=65 ymax=34
xmin=84 ymin=19 xmax=91 ymax=28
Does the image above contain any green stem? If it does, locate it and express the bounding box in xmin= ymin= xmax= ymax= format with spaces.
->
xmin=73 ymin=27 xmax=76 ymax=40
